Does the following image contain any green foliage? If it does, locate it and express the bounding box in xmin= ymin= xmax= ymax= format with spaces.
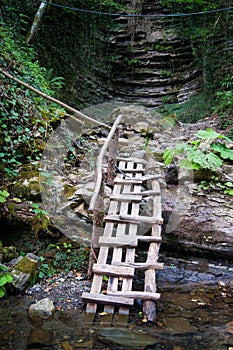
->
xmin=31 ymin=203 xmax=49 ymax=219
xmin=199 ymin=177 xmax=233 ymax=196
xmin=38 ymin=256 xmax=55 ymax=280
xmin=0 ymin=25 xmax=65 ymax=177
xmin=0 ymin=190 xmax=10 ymax=203
xmin=163 ymin=128 xmax=232 ymax=171
xmin=157 ymin=92 xmax=213 ymax=123
xmin=161 ymin=0 xmax=225 ymax=12
xmin=0 ymin=264 xmax=13 ymax=298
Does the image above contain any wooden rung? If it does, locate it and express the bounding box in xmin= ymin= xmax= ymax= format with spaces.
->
xmin=137 ymin=235 xmax=162 ymax=243
xmin=93 ymin=263 xmax=134 ymax=277
xmin=114 ymin=178 xmax=142 ymax=185
xmin=116 ymin=168 xmax=144 ymax=173
xmin=120 ymin=214 xmax=164 ymax=225
xmin=99 ymin=236 xmax=138 ymax=247
xmin=116 ymin=157 xmax=146 ymax=164
xmin=82 ymin=292 xmax=134 ymax=307
xmin=105 ymin=214 xmax=163 ymax=225
xmin=112 ymin=262 xmax=164 ymax=270
xmin=123 ymin=190 xmax=160 ymax=197
xmin=106 ymin=291 xmax=161 ymax=301
xmin=109 ymin=194 xmax=142 ymax=202
xmin=141 ymin=174 xmax=161 ymax=181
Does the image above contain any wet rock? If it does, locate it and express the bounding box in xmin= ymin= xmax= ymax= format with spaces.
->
xmin=97 ymin=328 xmax=156 ymax=349
xmin=163 ymin=317 xmax=196 ymax=334
xmin=62 ymin=341 xmax=73 ymax=350
xmin=14 ymin=253 xmax=40 ymax=279
xmin=75 ymin=339 xmax=94 ymax=348
xmin=6 ymin=253 xmax=40 ymax=293
xmin=29 ymin=298 xmax=55 ymax=323
xmin=28 ymin=327 xmax=53 ymax=348
xmin=9 ymin=269 xmax=31 ymax=293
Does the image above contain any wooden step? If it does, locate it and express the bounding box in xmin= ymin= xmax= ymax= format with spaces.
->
xmin=99 ymin=236 xmax=138 ymax=247
xmin=93 ymin=263 xmax=134 ymax=277
xmin=116 ymin=157 xmax=146 ymax=164
xmin=98 ymin=235 xmax=161 ymax=248
xmin=105 ymin=214 xmax=163 ymax=225
xmin=109 ymin=194 xmax=142 ymax=202
xmin=116 ymin=168 xmax=144 ymax=173
xmin=137 ymin=235 xmax=162 ymax=243
xmin=106 ymin=291 xmax=161 ymax=301
xmin=112 ymin=262 xmax=164 ymax=270
xmin=122 ymin=190 xmax=161 ymax=197
xmin=114 ymin=178 xmax=143 ymax=185
xmin=82 ymin=292 xmax=134 ymax=307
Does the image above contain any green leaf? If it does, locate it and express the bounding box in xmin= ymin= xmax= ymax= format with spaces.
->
xmin=211 ymin=144 xmax=233 ymax=160
xmin=224 ymin=189 xmax=233 ymax=196
xmin=196 ymin=128 xmax=223 ymax=140
xmin=0 ymin=274 xmax=13 ymax=287
xmin=205 ymin=153 xmax=222 ymax=171
xmin=163 ymin=148 xmax=174 ymax=165
xmin=179 ymin=159 xmax=200 ymax=170
xmin=0 ymin=286 xmax=6 ymax=298
xmin=225 ymin=182 xmax=233 ymax=188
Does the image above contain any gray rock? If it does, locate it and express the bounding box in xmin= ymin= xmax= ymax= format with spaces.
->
xmin=10 ymin=269 xmax=31 ymax=292
xmin=29 ymin=298 xmax=55 ymax=323
xmin=97 ymin=327 xmax=156 ymax=349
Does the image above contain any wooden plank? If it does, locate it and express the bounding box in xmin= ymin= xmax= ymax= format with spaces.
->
xmin=112 ymin=262 xmax=164 ymax=270
xmin=116 ymin=168 xmax=145 ymax=173
xmin=120 ymin=215 xmax=163 ymax=225
xmin=118 ymin=162 xmax=143 ymax=322
xmin=122 ymin=190 xmax=160 ymax=197
xmin=105 ymin=214 xmax=163 ymax=225
xmin=82 ymin=292 xmax=134 ymax=307
xmin=106 ymin=291 xmax=161 ymax=301
xmin=109 ymin=194 xmax=142 ymax=202
xmin=116 ymin=157 xmax=146 ymax=164
xmin=99 ymin=235 xmax=161 ymax=247
xmin=93 ymin=263 xmax=134 ymax=277
xmin=114 ymin=178 xmax=143 ymax=185
xmin=102 ymin=167 xmax=133 ymax=322
xmin=143 ymin=179 xmax=162 ymax=323
xmin=89 ymin=114 xmax=123 ymax=212
xmin=137 ymin=235 xmax=162 ymax=243
xmin=99 ymin=236 xmax=138 ymax=247
xmin=85 ymin=174 xmax=123 ymax=315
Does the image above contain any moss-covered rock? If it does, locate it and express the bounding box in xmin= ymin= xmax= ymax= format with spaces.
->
xmin=14 ymin=253 xmax=40 ymax=282
xmin=0 ymin=242 xmax=18 ymax=263
xmin=11 ymin=165 xmax=40 ymax=201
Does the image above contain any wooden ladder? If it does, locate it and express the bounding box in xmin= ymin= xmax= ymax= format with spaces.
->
xmin=82 ymin=146 xmax=163 ymax=324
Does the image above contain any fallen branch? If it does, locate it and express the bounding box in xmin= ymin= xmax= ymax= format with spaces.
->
xmin=0 ymin=68 xmax=110 ymax=129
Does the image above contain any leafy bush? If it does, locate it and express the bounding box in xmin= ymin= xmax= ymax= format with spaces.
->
xmin=163 ymin=128 xmax=233 ymax=171
xmin=0 ymin=25 xmax=65 ymax=177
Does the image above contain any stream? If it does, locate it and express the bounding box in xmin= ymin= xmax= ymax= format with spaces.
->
xmin=0 ymin=241 xmax=233 ymax=350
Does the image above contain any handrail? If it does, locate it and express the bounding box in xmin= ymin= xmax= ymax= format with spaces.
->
xmin=89 ymin=114 xmax=123 ymax=212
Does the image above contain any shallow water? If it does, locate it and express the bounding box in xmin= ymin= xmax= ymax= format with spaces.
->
xmin=0 ymin=254 xmax=233 ymax=350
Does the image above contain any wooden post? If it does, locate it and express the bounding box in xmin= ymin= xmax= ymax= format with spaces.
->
xmin=106 ymin=128 xmax=119 ymax=187
xmin=143 ymin=179 xmax=162 ymax=322
xmin=87 ymin=115 xmax=123 ymax=277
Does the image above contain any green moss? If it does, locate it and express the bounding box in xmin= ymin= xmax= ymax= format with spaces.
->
xmin=15 ymin=255 xmax=39 ymax=281
xmin=63 ymin=184 xmax=76 ymax=200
